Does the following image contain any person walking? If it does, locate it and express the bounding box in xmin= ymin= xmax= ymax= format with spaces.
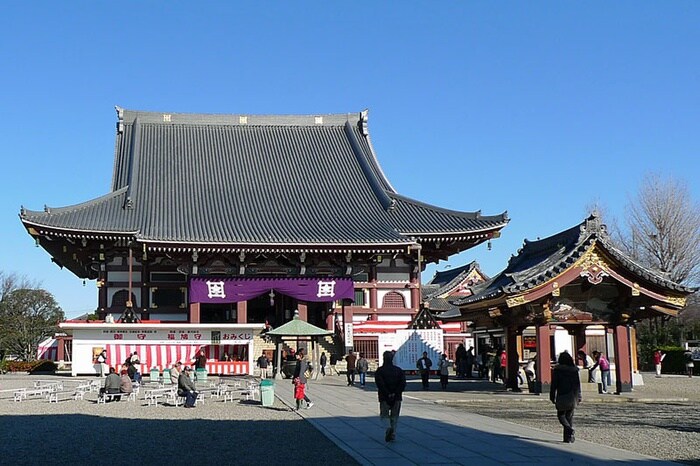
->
xmin=357 ymin=352 xmax=369 ymax=387
xmin=345 ymin=350 xmax=357 ymax=386
xmin=416 ymin=351 xmax=432 ymax=390
xmin=329 ymin=353 xmax=340 ymax=376
xmin=498 ymin=348 xmax=507 ymax=385
xmin=257 ymin=352 xmax=270 ymax=379
xmin=589 ymin=351 xmax=611 ymax=393
xmin=684 ymin=349 xmax=694 ymax=378
xmin=524 ymin=358 xmax=536 ymax=392
xmin=293 ymin=348 xmax=314 ymax=409
xmin=193 ymin=349 xmax=207 ymax=370
xmin=320 ymin=352 xmax=327 ymax=376
xmin=653 ymin=349 xmax=665 ymax=377
xmin=438 ymin=353 xmax=450 ymax=389
xmin=455 ymin=344 xmax=467 ymax=378
xmin=465 ymin=346 xmax=475 ymax=378
xmin=375 ymin=351 xmax=407 ymax=443
xmin=550 ymin=352 xmax=582 ymax=443
xmin=577 ymin=350 xmax=595 ymax=383
xmin=96 ymin=350 xmax=108 ymax=377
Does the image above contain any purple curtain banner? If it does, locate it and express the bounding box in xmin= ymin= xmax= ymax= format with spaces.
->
xmin=189 ymin=277 xmax=355 ymax=304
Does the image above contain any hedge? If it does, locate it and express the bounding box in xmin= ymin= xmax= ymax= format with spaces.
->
xmin=0 ymin=359 xmax=57 ymax=374
xmin=657 ymin=346 xmax=697 ymax=375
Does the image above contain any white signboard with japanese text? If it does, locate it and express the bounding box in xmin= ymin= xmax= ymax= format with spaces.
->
xmin=378 ymin=329 xmax=444 ymax=371
xmin=344 ymin=322 xmax=354 ymax=350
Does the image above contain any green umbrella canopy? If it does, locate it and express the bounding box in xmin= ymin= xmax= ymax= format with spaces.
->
xmin=266 ymin=311 xmax=332 ymax=337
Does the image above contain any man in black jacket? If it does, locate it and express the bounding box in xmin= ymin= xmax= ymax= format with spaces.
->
xmin=375 ymin=351 xmax=406 ymax=442
xmin=178 ymin=366 xmax=198 ymax=408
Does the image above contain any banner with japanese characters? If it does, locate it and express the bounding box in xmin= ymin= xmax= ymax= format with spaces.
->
xmin=189 ymin=277 xmax=355 ymax=303
xmin=76 ymin=327 xmax=254 ymax=345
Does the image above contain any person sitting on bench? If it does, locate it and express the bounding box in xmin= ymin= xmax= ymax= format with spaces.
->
xmin=100 ymin=367 xmax=122 ymax=401
xmin=178 ymin=366 xmax=198 ymax=408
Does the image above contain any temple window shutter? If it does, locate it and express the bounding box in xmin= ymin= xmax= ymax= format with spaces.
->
xmin=111 ymin=289 xmax=137 ymax=308
xmin=382 ymin=292 xmax=405 ymax=308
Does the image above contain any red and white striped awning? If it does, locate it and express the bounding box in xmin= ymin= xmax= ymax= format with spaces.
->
xmin=37 ymin=338 xmax=58 ymax=360
xmin=352 ymin=321 xmax=462 ymax=334
xmin=105 ymin=343 xmax=250 ymax=374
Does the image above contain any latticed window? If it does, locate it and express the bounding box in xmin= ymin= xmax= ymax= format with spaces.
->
xmin=354 ymin=289 xmax=366 ymax=306
xmin=382 ymin=291 xmax=405 ymax=308
xmin=354 ymin=338 xmax=379 ymax=360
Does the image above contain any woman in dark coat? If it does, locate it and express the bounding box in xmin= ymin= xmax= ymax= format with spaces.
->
xmin=549 ymin=351 xmax=582 ymax=443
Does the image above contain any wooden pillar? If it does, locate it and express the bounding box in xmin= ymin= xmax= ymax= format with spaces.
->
xmin=237 ymin=300 xmax=247 ymax=324
xmin=409 ymin=268 xmax=420 ymax=312
xmin=189 ymin=302 xmax=200 ymax=324
xmin=298 ymin=302 xmax=308 ymax=321
xmin=57 ymin=336 xmax=65 ymax=361
xmin=505 ymin=326 xmax=521 ymax=391
xmin=275 ymin=338 xmax=283 ymax=379
xmin=369 ymin=264 xmax=378 ymax=311
xmin=574 ymin=326 xmax=587 ymax=366
xmin=534 ymin=324 xmax=552 ymax=394
xmin=613 ymin=325 xmax=632 ymax=393
xmin=141 ymin=253 xmax=149 ymax=320
xmin=629 ymin=326 xmax=639 ymax=374
xmin=326 ymin=310 xmax=335 ymax=331
xmin=98 ymin=271 xmax=108 ymax=311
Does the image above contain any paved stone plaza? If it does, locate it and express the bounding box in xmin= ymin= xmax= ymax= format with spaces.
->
xmin=1 ymin=372 xmax=697 ymax=465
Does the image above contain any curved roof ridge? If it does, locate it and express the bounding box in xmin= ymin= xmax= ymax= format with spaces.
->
xmin=21 ymin=187 xmax=129 ymax=218
xmin=356 ymin=109 xmax=397 ymax=194
xmin=429 ymin=261 xmax=479 ymax=284
xmin=389 ymin=192 xmax=508 ymax=222
xmin=455 ymin=214 xmax=698 ymax=307
xmin=597 ymin=236 xmax=698 ymax=293
xmin=116 ymin=106 xmax=363 ymax=127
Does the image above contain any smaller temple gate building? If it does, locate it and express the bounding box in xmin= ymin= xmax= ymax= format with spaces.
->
xmin=445 ymin=214 xmax=696 ymax=394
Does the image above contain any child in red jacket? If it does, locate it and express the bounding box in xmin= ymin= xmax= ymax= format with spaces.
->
xmin=293 ymin=377 xmax=306 ymax=410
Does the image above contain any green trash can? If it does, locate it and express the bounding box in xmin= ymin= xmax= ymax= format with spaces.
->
xmin=260 ymin=379 xmax=275 ymax=406
xmin=195 ymin=368 xmax=207 ymax=383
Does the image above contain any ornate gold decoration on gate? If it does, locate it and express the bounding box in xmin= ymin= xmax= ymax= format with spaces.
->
xmin=666 ymin=296 xmax=687 ymax=307
xmin=506 ymin=295 xmax=527 ymax=308
xmin=576 ymin=249 xmax=609 ymax=285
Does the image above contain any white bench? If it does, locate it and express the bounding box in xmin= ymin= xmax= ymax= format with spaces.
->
xmin=144 ymin=388 xmax=175 ymax=406
xmin=221 ymin=387 xmax=258 ymax=402
xmin=97 ymin=391 xmax=130 ymax=403
xmin=48 ymin=390 xmax=87 ymax=403
xmin=34 ymin=380 xmax=63 ymax=391
xmin=14 ymin=386 xmax=56 ymax=402
xmin=167 ymin=390 xmax=205 ymax=407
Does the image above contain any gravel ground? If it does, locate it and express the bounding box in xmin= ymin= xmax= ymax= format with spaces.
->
xmin=444 ymin=373 xmax=700 ymax=465
xmin=0 ymin=374 xmax=357 ymax=466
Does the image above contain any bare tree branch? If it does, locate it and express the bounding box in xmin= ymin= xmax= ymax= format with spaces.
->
xmin=623 ymin=173 xmax=700 ymax=285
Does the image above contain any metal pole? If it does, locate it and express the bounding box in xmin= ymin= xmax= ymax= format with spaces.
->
xmin=128 ymin=247 xmax=133 ymax=307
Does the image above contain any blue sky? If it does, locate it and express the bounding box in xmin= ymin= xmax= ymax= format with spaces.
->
xmin=1 ymin=3 xmax=698 ymax=318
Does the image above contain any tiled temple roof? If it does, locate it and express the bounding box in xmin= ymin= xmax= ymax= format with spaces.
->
xmin=21 ymin=108 xmax=508 ymax=249
xmin=452 ymin=214 xmax=696 ymax=307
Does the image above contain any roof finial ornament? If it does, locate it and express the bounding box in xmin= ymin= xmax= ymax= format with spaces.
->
xmin=44 ymin=205 xmax=50 ymax=214
xmin=115 ymin=106 xmax=124 ymax=134
xmin=360 ymin=109 xmax=369 ymax=136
